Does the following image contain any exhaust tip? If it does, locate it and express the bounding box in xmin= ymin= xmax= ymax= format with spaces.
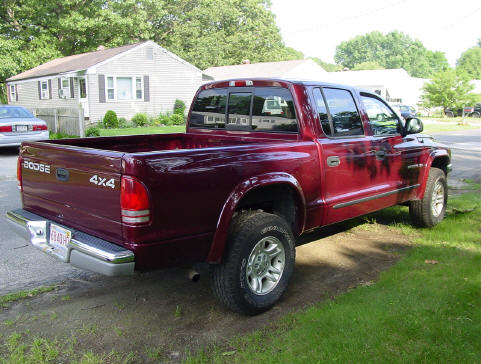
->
xmin=188 ymin=269 xmax=200 ymax=282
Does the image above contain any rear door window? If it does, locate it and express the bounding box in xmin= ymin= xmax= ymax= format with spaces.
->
xmin=322 ymin=88 xmax=363 ymax=136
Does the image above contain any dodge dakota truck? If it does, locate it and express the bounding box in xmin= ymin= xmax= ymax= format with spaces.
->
xmin=7 ymin=79 xmax=451 ymax=314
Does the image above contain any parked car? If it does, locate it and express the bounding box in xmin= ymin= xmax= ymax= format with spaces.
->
xmin=392 ymin=104 xmax=417 ymax=120
xmin=444 ymin=105 xmax=481 ymax=118
xmin=6 ymin=79 xmax=451 ymax=315
xmin=0 ymin=105 xmax=49 ymax=147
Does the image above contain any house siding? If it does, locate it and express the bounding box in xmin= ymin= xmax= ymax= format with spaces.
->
xmin=7 ymin=78 xmax=80 ymax=112
xmin=90 ymin=45 xmax=203 ymax=123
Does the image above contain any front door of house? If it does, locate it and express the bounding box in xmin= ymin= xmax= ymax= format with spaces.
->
xmin=78 ymin=77 xmax=89 ymax=118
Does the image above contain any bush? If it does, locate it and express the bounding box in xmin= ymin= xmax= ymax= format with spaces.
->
xmin=173 ymin=99 xmax=186 ymax=116
xmin=103 ymin=110 xmax=118 ymax=128
xmin=171 ymin=113 xmax=185 ymax=125
xmin=118 ymin=117 xmax=128 ymax=128
xmin=131 ymin=112 xmax=148 ymax=127
xmin=86 ymin=127 xmax=100 ymax=137
xmin=158 ymin=112 xmax=172 ymax=126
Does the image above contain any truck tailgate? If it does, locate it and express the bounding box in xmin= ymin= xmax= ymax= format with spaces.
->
xmin=20 ymin=143 xmax=124 ymax=244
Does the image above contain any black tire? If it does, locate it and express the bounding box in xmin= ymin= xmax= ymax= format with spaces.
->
xmin=409 ymin=168 xmax=447 ymax=227
xmin=211 ymin=210 xmax=296 ymax=315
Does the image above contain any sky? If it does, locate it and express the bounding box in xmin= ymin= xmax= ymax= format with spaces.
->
xmin=270 ymin=0 xmax=481 ymax=66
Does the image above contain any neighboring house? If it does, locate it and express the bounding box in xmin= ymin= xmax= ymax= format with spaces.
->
xmin=204 ymin=59 xmax=327 ymax=81
xmin=321 ymin=68 xmax=428 ymax=107
xmin=6 ymin=41 xmax=209 ymax=123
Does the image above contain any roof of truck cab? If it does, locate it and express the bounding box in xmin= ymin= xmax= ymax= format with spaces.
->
xmin=202 ymin=78 xmax=359 ymax=90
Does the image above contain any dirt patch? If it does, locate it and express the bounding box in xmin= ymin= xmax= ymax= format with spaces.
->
xmin=0 ymin=222 xmax=411 ymax=363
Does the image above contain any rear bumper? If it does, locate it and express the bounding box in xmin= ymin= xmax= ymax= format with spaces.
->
xmin=6 ymin=209 xmax=134 ymax=276
xmin=0 ymin=131 xmax=50 ymax=147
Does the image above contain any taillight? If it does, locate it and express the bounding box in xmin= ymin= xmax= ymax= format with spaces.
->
xmin=33 ymin=124 xmax=48 ymax=131
xmin=120 ymin=176 xmax=150 ymax=224
xmin=0 ymin=125 xmax=12 ymax=133
xmin=17 ymin=156 xmax=23 ymax=191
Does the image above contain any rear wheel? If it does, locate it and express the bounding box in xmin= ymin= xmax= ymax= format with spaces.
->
xmin=409 ymin=168 xmax=447 ymax=227
xmin=211 ymin=211 xmax=295 ymax=315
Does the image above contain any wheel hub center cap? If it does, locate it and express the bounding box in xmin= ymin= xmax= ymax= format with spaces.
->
xmin=254 ymin=254 xmax=268 ymax=275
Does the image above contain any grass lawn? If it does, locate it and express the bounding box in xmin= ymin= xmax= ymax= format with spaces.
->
xmin=187 ymin=188 xmax=481 ymax=364
xmin=99 ymin=125 xmax=185 ymax=136
xmin=423 ymin=123 xmax=480 ymax=134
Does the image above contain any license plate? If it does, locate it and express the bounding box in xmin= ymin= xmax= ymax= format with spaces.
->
xmin=16 ymin=125 xmax=28 ymax=132
xmin=49 ymin=223 xmax=72 ymax=259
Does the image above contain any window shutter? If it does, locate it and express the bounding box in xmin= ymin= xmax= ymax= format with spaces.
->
xmin=70 ymin=77 xmax=74 ymax=98
xmin=38 ymin=81 xmax=41 ymax=100
xmin=143 ymin=75 xmax=150 ymax=102
xmin=98 ymin=75 xmax=106 ymax=103
xmin=58 ymin=78 xmax=62 ymax=98
xmin=48 ymin=79 xmax=52 ymax=99
xmin=15 ymin=85 xmax=18 ymax=101
xmin=6 ymin=84 xmax=10 ymax=103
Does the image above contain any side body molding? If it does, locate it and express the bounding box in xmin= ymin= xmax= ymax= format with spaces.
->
xmin=207 ymin=172 xmax=306 ymax=263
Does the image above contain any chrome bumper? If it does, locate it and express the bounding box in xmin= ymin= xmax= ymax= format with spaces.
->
xmin=6 ymin=209 xmax=135 ymax=276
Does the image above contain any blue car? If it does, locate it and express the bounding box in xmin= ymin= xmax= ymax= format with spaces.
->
xmin=0 ymin=105 xmax=49 ymax=147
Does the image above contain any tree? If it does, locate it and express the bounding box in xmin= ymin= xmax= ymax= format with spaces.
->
xmin=310 ymin=57 xmax=343 ymax=72
xmin=422 ymin=69 xmax=478 ymax=111
xmin=352 ymin=61 xmax=384 ymax=71
xmin=334 ymin=31 xmax=449 ymax=78
xmin=0 ymin=0 xmax=303 ymax=100
xmin=456 ymin=47 xmax=481 ymax=79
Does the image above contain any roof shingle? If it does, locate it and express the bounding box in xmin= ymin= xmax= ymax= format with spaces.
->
xmin=7 ymin=42 xmax=144 ymax=81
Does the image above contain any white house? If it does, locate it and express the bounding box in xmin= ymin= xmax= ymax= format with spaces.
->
xmin=321 ymin=68 xmax=428 ymax=107
xmin=6 ymin=41 xmax=210 ymax=123
xmin=204 ymin=59 xmax=327 ymax=81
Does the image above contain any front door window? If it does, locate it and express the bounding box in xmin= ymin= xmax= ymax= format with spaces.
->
xmin=79 ymin=78 xmax=87 ymax=99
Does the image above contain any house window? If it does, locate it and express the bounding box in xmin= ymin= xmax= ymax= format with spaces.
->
xmin=59 ymin=77 xmax=71 ymax=98
xmin=105 ymin=76 xmax=143 ymax=101
xmin=9 ymin=85 xmax=16 ymax=101
xmin=135 ymin=77 xmax=142 ymax=99
xmin=40 ymin=81 xmax=49 ymax=99
xmin=107 ymin=76 xmax=115 ymax=100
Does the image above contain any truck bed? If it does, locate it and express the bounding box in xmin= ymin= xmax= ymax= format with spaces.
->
xmin=44 ymin=132 xmax=263 ymax=153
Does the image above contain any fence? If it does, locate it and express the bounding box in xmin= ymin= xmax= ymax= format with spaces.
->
xmin=33 ymin=107 xmax=85 ymax=137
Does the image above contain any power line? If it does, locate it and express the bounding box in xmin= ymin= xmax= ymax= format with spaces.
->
xmin=441 ymin=7 xmax=481 ymax=31
xmin=283 ymin=0 xmax=410 ymax=36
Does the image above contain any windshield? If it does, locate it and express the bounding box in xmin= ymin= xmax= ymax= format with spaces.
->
xmin=0 ymin=106 xmax=34 ymax=119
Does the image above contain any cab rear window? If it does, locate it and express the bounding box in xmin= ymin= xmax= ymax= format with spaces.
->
xmin=190 ymin=87 xmax=298 ymax=133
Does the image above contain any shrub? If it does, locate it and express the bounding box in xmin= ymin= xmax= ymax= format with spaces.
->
xmin=118 ymin=117 xmax=128 ymax=128
xmin=103 ymin=110 xmax=118 ymax=128
xmin=171 ymin=113 xmax=184 ymax=125
xmin=131 ymin=112 xmax=148 ymax=127
xmin=158 ymin=112 xmax=172 ymax=126
xmin=86 ymin=127 xmax=100 ymax=137
xmin=173 ymin=99 xmax=186 ymax=116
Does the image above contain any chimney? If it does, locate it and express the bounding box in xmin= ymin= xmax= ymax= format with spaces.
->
xmin=241 ymin=59 xmax=250 ymax=65
xmin=96 ymin=45 xmax=106 ymax=51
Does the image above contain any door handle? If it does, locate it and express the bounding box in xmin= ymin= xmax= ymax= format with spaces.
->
xmin=375 ymin=150 xmax=386 ymax=159
xmin=327 ymin=156 xmax=340 ymax=167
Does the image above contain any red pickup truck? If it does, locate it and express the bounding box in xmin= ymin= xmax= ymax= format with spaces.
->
xmin=7 ymin=79 xmax=451 ymax=314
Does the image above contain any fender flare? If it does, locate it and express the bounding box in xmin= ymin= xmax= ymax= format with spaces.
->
xmin=417 ymin=149 xmax=450 ymax=200
xmin=207 ymin=172 xmax=306 ymax=263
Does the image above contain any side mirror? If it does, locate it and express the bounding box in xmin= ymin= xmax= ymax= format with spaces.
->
xmin=404 ymin=117 xmax=423 ymax=136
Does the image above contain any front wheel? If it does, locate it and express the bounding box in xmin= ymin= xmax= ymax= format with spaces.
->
xmin=211 ymin=211 xmax=295 ymax=315
xmin=409 ymin=168 xmax=447 ymax=227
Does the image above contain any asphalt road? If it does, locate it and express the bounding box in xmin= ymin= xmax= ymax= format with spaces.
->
xmin=1 ymin=129 xmax=480 ymax=295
